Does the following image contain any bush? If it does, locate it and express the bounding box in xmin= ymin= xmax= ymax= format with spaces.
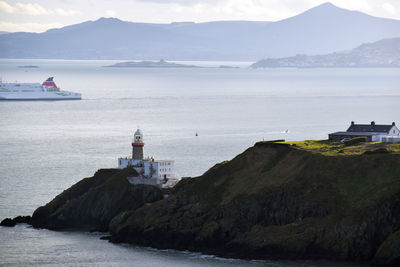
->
xmin=363 ymin=148 xmax=390 ymax=155
xmin=344 ymin=137 xmax=367 ymax=146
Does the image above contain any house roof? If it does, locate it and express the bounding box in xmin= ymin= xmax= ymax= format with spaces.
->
xmin=347 ymin=123 xmax=394 ymax=133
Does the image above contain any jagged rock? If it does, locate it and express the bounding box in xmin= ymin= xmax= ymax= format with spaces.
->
xmin=13 ymin=216 xmax=31 ymax=224
xmin=30 ymin=168 xmax=163 ymax=231
xmin=0 ymin=216 xmax=31 ymax=227
xmin=372 ymin=230 xmax=400 ymax=266
xmin=1 ymin=218 xmax=16 ymax=227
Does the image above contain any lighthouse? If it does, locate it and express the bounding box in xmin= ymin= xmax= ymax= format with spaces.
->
xmin=118 ymin=128 xmax=178 ymax=187
xmin=132 ymin=129 xmax=144 ymax=160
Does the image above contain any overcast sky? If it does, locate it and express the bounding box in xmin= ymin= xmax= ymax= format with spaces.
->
xmin=0 ymin=0 xmax=399 ymax=32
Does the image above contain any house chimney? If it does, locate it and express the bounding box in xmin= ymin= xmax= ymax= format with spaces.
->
xmin=371 ymin=121 xmax=375 ymax=126
xmin=351 ymin=121 xmax=354 ymax=125
xmin=393 ymin=122 xmax=396 ymax=126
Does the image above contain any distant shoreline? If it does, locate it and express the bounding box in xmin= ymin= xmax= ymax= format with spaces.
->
xmin=103 ymin=59 xmax=201 ymax=68
xmin=17 ymin=65 xmax=39 ymax=68
xmin=103 ymin=59 xmax=240 ymax=69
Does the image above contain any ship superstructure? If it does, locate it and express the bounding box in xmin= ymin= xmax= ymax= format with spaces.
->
xmin=0 ymin=77 xmax=81 ymax=100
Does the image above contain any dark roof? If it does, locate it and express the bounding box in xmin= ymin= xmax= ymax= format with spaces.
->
xmin=347 ymin=123 xmax=394 ymax=133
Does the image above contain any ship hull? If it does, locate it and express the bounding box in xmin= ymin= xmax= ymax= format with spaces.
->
xmin=0 ymin=91 xmax=81 ymax=101
xmin=0 ymin=97 xmax=81 ymax=101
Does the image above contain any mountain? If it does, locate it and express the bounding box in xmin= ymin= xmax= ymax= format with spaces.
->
xmin=251 ymin=37 xmax=400 ymax=68
xmin=1 ymin=2 xmax=400 ymax=60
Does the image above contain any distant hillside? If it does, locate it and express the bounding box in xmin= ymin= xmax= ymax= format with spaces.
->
xmin=251 ymin=38 xmax=400 ymax=68
xmin=1 ymin=3 xmax=400 ymax=60
xmin=104 ymin=59 xmax=200 ymax=68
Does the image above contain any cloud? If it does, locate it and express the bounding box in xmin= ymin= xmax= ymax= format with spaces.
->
xmin=163 ymin=0 xmax=301 ymax=21
xmin=382 ymin=2 xmax=396 ymax=15
xmin=137 ymin=0 xmax=216 ymax=5
xmin=0 ymin=1 xmax=49 ymax=15
xmin=0 ymin=1 xmax=79 ymax=16
xmin=0 ymin=21 xmax=64 ymax=32
xmin=55 ymin=8 xmax=79 ymax=16
xmin=0 ymin=1 xmax=12 ymax=13
xmin=105 ymin=9 xmax=117 ymax=17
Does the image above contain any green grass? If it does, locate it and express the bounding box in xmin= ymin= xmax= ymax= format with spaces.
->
xmin=271 ymin=140 xmax=400 ymax=156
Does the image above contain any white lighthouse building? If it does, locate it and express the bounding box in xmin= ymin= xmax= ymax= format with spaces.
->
xmin=118 ymin=129 xmax=178 ymax=187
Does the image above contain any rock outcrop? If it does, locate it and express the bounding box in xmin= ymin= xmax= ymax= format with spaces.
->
xmin=30 ymin=168 xmax=163 ymax=231
xmin=1 ymin=216 xmax=31 ymax=227
xmin=108 ymin=142 xmax=400 ymax=265
xmin=372 ymin=230 xmax=400 ymax=266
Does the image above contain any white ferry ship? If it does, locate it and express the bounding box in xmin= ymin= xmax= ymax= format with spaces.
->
xmin=0 ymin=77 xmax=81 ymax=100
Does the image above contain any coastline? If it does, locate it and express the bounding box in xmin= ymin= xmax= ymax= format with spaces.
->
xmin=3 ymin=140 xmax=400 ymax=265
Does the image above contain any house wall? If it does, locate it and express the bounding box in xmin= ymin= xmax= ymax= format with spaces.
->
xmin=382 ymin=137 xmax=400 ymax=143
xmin=143 ymin=161 xmax=159 ymax=178
xmin=329 ymin=134 xmax=372 ymax=142
xmin=389 ymin=126 xmax=400 ymax=136
xmin=157 ymin=161 xmax=174 ymax=179
xmin=118 ymin=158 xmax=175 ymax=184
xmin=118 ymin=158 xmax=142 ymax=169
xmin=118 ymin=158 xmax=130 ymax=169
xmin=372 ymin=135 xmax=386 ymax=142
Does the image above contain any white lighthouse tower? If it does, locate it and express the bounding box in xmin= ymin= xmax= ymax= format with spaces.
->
xmin=118 ymin=128 xmax=179 ymax=187
xmin=132 ymin=129 xmax=144 ymax=159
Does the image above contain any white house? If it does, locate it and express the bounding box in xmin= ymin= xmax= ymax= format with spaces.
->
xmin=118 ymin=129 xmax=178 ymax=187
xmin=329 ymin=121 xmax=400 ymax=142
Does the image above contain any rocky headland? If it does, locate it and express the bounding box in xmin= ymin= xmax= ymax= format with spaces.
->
xmin=2 ymin=140 xmax=400 ymax=265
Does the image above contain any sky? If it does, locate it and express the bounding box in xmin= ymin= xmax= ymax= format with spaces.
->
xmin=0 ymin=0 xmax=399 ymax=32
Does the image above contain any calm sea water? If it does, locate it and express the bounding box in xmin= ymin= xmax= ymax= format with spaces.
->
xmin=1 ymin=59 xmax=398 ymax=266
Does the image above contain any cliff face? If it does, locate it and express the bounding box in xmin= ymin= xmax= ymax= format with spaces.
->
xmin=30 ymin=168 xmax=163 ymax=231
xmin=109 ymin=142 xmax=400 ymax=264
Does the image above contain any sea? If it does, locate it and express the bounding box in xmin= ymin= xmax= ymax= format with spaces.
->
xmin=1 ymin=59 xmax=399 ymax=266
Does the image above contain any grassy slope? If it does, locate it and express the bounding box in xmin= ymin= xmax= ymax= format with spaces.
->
xmin=283 ymin=139 xmax=400 ymax=156
xmin=181 ymin=141 xmax=400 ymax=212
xmin=111 ymin=141 xmax=400 ymax=261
